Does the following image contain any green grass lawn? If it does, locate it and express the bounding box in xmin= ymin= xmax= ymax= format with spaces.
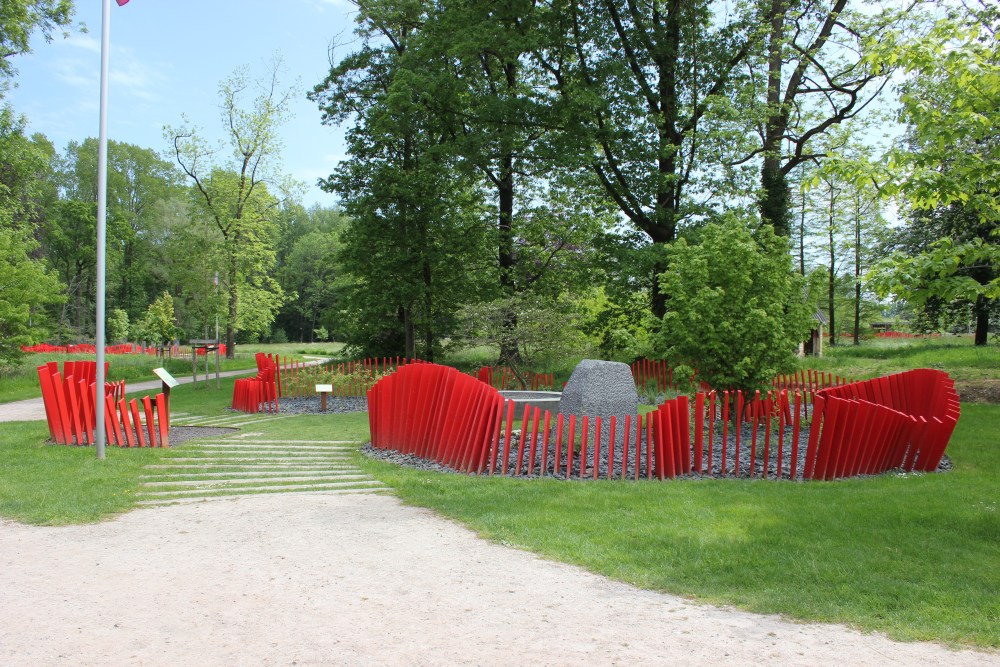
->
xmin=801 ymin=335 xmax=1000 ymax=382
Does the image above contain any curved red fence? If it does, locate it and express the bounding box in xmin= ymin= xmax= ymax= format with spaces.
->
xmin=368 ymin=363 xmax=960 ymax=482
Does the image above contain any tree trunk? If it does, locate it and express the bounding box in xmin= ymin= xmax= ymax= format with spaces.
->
xmin=422 ymin=257 xmax=434 ymax=362
xmin=973 ymin=294 xmax=990 ymax=346
xmin=761 ymin=0 xmax=791 ymax=236
xmin=226 ymin=285 xmax=237 ymax=360
xmin=799 ymin=192 xmax=806 ymax=275
xmin=650 ymin=4 xmax=681 ymax=320
xmin=853 ymin=197 xmax=861 ymax=345
xmin=497 ymin=126 xmax=520 ymax=366
xmin=828 ymin=189 xmax=836 ymax=347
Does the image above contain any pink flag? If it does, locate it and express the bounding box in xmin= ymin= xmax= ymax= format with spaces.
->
xmin=116 ymin=0 xmax=129 ymax=5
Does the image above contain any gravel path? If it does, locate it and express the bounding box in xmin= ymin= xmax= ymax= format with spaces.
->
xmin=2 ymin=492 xmax=996 ymax=666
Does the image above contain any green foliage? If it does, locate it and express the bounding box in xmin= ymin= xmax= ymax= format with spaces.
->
xmin=0 ymin=226 xmax=63 ymax=367
xmin=455 ymin=293 xmax=591 ymax=387
xmin=169 ymin=61 xmax=295 ymax=357
xmin=134 ymin=291 xmax=179 ymax=346
xmin=58 ymin=138 xmax=183 ymax=321
xmin=860 ymin=8 xmax=999 ymax=343
xmin=106 ymin=308 xmax=129 ymax=343
xmin=0 ymin=0 xmax=75 ymax=82
xmin=658 ymin=217 xmax=813 ymax=393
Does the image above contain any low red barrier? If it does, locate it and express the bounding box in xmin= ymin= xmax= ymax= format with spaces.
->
xmin=368 ymin=363 xmax=959 ymax=482
xmin=36 ymin=362 xmax=167 ymax=447
xmin=231 ymin=353 xmax=279 ymax=413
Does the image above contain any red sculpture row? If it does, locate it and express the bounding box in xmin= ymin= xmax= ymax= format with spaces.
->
xmin=231 ymin=353 xmax=280 ymax=413
xmin=36 ymin=361 xmax=169 ymax=447
xmin=368 ymin=363 xmax=960 ymax=482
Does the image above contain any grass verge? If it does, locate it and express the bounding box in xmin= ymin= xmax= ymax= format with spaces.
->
xmin=358 ymin=404 xmax=1000 ymax=649
xmin=800 ymin=336 xmax=1000 ymax=382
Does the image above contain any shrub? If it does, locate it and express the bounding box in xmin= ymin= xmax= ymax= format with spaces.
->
xmin=658 ymin=217 xmax=813 ymax=394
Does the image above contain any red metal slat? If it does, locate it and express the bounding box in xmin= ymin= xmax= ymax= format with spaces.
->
xmin=484 ymin=399 xmax=505 ymax=475
xmin=142 ymin=395 xmax=157 ymax=447
xmin=592 ymin=416 xmax=602 ymax=480
xmin=607 ymin=415 xmax=617 ymax=480
xmin=130 ymin=399 xmax=146 ymax=448
xmin=721 ymin=391 xmax=730 ymax=476
xmin=515 ymin=405 xmax=531 ymax=476
xmin=803 ymin=395 xmax=826 ymax=480
xmin=578 ymin=416 xmax=589 ymax=480
xmin=707 ymin=392 xmax=716 ymax=474
xmin=749 ymin=392 xmax=760 ymax=478
xmin=763 ymin=393 xmax=773 ymax=479
xmin=528 ymin=407 xmax=542 ymax=476
xmin=678 ymin=394 xmax=690 ymax=474
xmin=106 ymin=395 xmax=124 ymax=446
xmin=646 ymin=411 xmax=654 ymax=480
xmin=566 ymin=414 xmax=576 ymax=479
xmin=553 ymin=413 xmax=565 ymax=478
xmin=539 ymin=410 xmax=552 ymax=476
xmin=694 ymin=393 xmax=704 ymax=474
xmin=36 ymin=366 xmax=61 ymax=442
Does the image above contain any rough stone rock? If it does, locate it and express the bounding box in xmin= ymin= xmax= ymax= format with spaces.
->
xmin=558 ymin=359 xmax=638 ymax=457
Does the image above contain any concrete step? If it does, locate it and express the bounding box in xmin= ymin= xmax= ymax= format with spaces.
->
xmin=135 ymin=479 xmax=386 ymax=497
xmin=141 ymin=473 xmax=372 ymax=488
xmin=134 ymin=486 xmax=385 ymax=506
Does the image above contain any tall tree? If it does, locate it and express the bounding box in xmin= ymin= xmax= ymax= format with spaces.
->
xmin=866 ymin=5 xmax=999 ymax=345
xmin=550 ymin=0 xmax=759 ymax=318
xmin=312 ymin=0 xmax=491 ymax=360
xmin=745 ymin=0 xmax=909 ymax=235
xmin=169 ymin=62 xmax=293 ymax=357
xmin=58 ymin=138 xmax=182 ymax=319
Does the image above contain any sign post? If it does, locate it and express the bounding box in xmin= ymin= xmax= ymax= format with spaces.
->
xmin=152 ymin=367 xmax=179 ymax=414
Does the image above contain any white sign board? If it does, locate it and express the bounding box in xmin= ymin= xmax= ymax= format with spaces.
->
xmin=153 ymin=367 xmax=180 ymax=388
xmin=315 ymin=384 xmax=333 ymax=393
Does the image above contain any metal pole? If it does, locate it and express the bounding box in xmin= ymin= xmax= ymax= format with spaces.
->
xmin=95 ymin=0 xmax=112 ymax=461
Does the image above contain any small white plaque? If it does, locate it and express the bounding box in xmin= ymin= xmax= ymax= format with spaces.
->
xmin=153 ymin=367 xmax=180 ymax=388
xmin=315 ymin=384 xmax=333 ymax=393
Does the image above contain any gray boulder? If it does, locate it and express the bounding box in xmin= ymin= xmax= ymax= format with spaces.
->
xmin=558 ymin=360 xmax=638 ymax=465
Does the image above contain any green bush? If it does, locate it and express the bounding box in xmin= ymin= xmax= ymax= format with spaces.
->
xmin=659 ymin=218 xmax=813 ymax=394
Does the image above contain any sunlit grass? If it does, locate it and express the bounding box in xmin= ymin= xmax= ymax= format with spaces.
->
xmin=801 ymin=336 xmax=1000 ymax=381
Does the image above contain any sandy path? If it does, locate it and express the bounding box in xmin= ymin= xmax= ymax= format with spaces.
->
xmin=1 ymin=493 xmax=995 ymax=666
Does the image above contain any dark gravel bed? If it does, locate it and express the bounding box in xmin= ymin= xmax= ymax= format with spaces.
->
xmin=276 ymin=396 xmax=368 ymax=414
xmin=363 ymin=421 xmax=952 ymax=480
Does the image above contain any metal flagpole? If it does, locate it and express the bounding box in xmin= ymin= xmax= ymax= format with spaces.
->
xmin=95 ymin=0 xmax=112 ymax=460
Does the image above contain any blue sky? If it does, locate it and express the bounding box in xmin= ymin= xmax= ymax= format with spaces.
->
xmin=7 ymin=0 xmax=359 ymax=207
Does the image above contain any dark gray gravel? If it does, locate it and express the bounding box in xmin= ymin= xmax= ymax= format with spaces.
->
xmin=363 ymin=420 xmax=952 ymax=481
xmin=276 ymin=396 xmax=368 ymax=414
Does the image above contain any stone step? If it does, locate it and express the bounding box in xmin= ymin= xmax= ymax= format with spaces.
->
xmin=141 ymin=469 xmax=361 ymax=479
xmin=135 ymin=479 xmax=386 ymax=497
xmin=135 ymin=486 xmax=384 ymax=506
xmin=141 ymin=473 xmax=372 ymax=488
xmin=188 ymin=443 xmax=356 ymax=452
xmin=143 ymin=463 xmax=351 ymax=470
